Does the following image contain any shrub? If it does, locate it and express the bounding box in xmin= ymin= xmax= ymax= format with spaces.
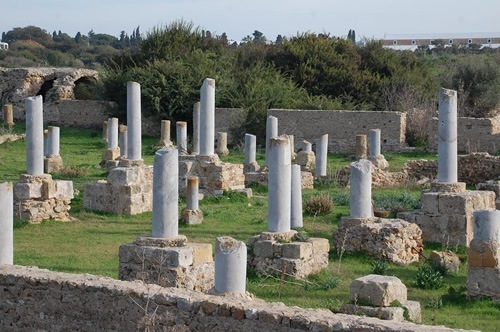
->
xmin=371 ymin=260 xmax=389 ymax=275
xmin=304 ymin=193 xmax=333 ymax=216
xmin=415 ymin=265 xmax=444 ymax=289
xmin=58 ymin=165 xmax=88 ymax=178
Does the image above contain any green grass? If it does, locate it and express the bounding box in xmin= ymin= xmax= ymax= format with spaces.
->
xmin=1 ymin=126 xmax=498 ymax=331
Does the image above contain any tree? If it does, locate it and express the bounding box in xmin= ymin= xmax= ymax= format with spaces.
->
xmin=75 ymin=32 xmax=82 ymax=44
xmin=275 ymin=34 xmax=284 ymax=44
xmin=347 ymin=29 xmax=356 ymax=43
xmin=252 ymin=30 xmax=266 ymax=43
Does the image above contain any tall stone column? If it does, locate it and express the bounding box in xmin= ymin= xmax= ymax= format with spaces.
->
xmin=160 ymin=120 xmax=171 ymax=147
xmin=152 ymin=148 xmax=178 ymax=238
xmin=200 ymin=78 xmax=215 ymax=156
xmin=176 ymin=121 xmax=188 ymax=155
xmin=216 ymin=132 xmax=229 ymax=156
xmin=46 ymin=126 xmax=60 ymax=156
xmin=102 ymin=121 xmax=108 ymax=141
xmin=214 ymin=237 xmax=247 ymax=294
xmin=268 ymin=135 xmax=291 ymax=233
xmin=107 ymin=118 xmax=119 ymax=149
xmin=0 ymin=182 xmax=13 ymax=265
xmin=192 ymin=102 xmax=200 ymax=155
xmin=119 ymin=125 xmax=128 ymax=158
xmin=290 ymin=164 xmax=303 ymax=229
xmin=350 ymin=159 xmax=372 ymax=218
xmin=3 ymin=104 xmax=14 ymax=126
xmin=315 ymin=134 xmax=328 ymax=177
xmin=265 ymin=116 xmax=278 ymax=166
xmin=438 ymin=88 xmax=458 ymax=183
xmin=26 ymin=96 xmax=44 ymax=175
xmin=127 ymin=81 xmax=142 ymax=161
xmin=356 ymin=134 xmax=367 ymax=160
xmin=369 ymin=129 xmax=381 ymax=157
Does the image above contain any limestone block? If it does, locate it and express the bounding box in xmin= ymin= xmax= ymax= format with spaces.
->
xmin=467 ymin=267 xmax=500 ymax=299
xmin=430 ymin=182 xmax=466 ymax=193
xmin=260 ymin=230 xmax=297 ymax=242
xmin=107 ymin=167 xmax=141 ymax=186
xmin=101 ymin=147 xmax=120 ymax=161
xmin=188 ymin=243 xmax=213 ymax=264
xmin=180 ymin=208 xmax=204 ymax=225
xmin=420 ymin=191 xmax=439 ymax=214
xmin=179 ymin=160 xmax=195 ymax=176
xmin=341 ymin=303 xmax=405 ymax=321
xmin=253 ymin=240 xmax=274 ymax=258
xmin=438 ymin=191 xmax=495 ymax=215
xmin=308 ymin=238 xmax=330 ymax=255
xmin=55 ymin=180 xmax=74 ymax=200
xmin=300 ymin=171 xmax=314 ymax=190
xmin=296 ymin=151 xmax=315 ymax=173
xmin=402 ymin=300 xmax=421 ymax=323
xmin=135 ymin=235 xmax=188 ymax=248
xmin=41 ymin=180 xmax=57 ymax=199
xmin=13 ymin=182 xmax=42 ymax=200
xmin=350 ymin=275 xmax=407 ymax=307
xmin=468 ymin=240 xmax=500 ymax=268
xmin=44 ymin=155 xmax=63 ymax=173
xmin=429 ymin=251 xmax=461 ymax=273
xmin=244 ymin=162 xmax=260 ymax=173
xmin=369 ymin=155 xmax=389 ymax=170
xmin=282 ymin=242 xmax=313 ymax=259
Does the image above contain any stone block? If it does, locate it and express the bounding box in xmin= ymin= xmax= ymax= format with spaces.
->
xmin=55 ymin=180 xmax=74 ymax=200
xmin=188 ymin=243 xmax=213 ymax=264
xmin=102 ymin=147 xmax=120 ymax=161
xmin=44 ymin=155 xmax=63 ymax=173
xmin=402 ymin=300 xmax=421 ymax=323
xmin=468 ymin=240 xmax=500 ymax=268
xmin=118 ymin=159 xmax=145 ymax=168
xmin=429 ymin=251 xmax=461 ymax=273
xmin=350 ymin=275 xmax=407 ymax=307
xmin=135 ymin=235 xmax=187 ymax=248
xmin=341 ymin=303 xmax=405 ymax=321
xmin=467 ymin=267 xmax=500 ymax=299
xmin=300 ymin=171 xmax=314 ymax=190
xmin=253 ymin=240 xmax=274 ymax=258
xmin=438 ymin=191 xmax=495 ymax=215
xmin=180 ymin=208 xmax=204 ymax=224
xmin=420 ymin=191 xmax=439 ymax=214
xmin=308 ymin=238 xmax=330 ymax=255
xmin=244 ymin=162 xmax=260 ymax=173
xmin=41 ymin=180 xmax=57 ymax=199
xmin=13 ymin=182 xmax=42 ymax=200
xmin=430 ymin=182 xmax=466 ymax=193
xmin=107 ymin=167 xmax=141 ymax=186
xmin=282 ymin=242 xmax=313 ymax=259
xmin=179 ymin=160 xmax=195 ymax=176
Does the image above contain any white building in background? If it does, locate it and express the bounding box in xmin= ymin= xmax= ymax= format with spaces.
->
xmin=380 ymin=32 xmax=500 ymax=51
xmin=0 ymin=42 xmax=8 ymax=50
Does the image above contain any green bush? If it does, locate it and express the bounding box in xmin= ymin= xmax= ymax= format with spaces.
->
xmin=371 ymin=260 xmax=389 ymax=275
xmin=415 ymin=265 xmax=444 ymax=289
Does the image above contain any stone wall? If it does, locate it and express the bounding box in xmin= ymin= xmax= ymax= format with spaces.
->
xmin=268 ymin=109 xmax=407 ymax=153
xmin=428 ymin=115 xmax=500 ymax=154
xmin=0 ymin=265 xmax=470 ymax=331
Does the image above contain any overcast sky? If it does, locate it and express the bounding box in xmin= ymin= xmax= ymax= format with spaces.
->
xmin=2 ymin=0 xmax=499 ymax=42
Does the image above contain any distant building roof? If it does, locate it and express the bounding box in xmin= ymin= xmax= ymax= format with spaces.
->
xmin=383 ymin=32 xmax=500 ymax=40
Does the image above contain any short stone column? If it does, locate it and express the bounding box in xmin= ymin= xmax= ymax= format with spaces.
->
xmin=244 ymin=133 xmax=259 ymax=173
xmin=265 ymin=116 xmax=278 ymax=166
xmin=44 ymin=126 xmax=63 ymax=173
xmin=290 ymin=164 xmax=303 ymax=229
xmin=102 ymin=118 xmax=120 ymax=165
xmin=26 ymin=96 xmax=44 ymax=176
xmin=368 ymin=129 xmax=389 ymax=170
xmin=127 ymin=81 xmax=142 ymax=161
xmin=214 ymin=237 xmax=247 ymax=294
xmin=303 ymin=140 xmax=312 ymax=152
xmin=160 ymin=120 xmax=172 ymax=147
xmin=176 ymin=121 xmax=188 ymax=155
xmin=152 ymin=148 xmax=179 ymax=238
xmin=43 ymin=129 xmax=49 ymax=157
xmin=2 ymin=104 xmax=14 ymax=127
xmin=438 ymin=88 xmax=458 ymax=183
xmin=0 ymin=182 xmax=13 ymax=265
xmin=289 ymin=135 xmax=296 ymax=161
xmin=268 ymin=135 xmax=291 ymax=233
xmin=181 ymin=176 xmax=203 ymax=224
xmin=315 ymin=134 xmax=328 ymax=178
xmin=192 ymin=102 xmax=200 ymax=155
xmin=200 ymin=78 xmax=215 ymax=156
xmin=296 ymin=140 xmax=315 ymax=173
xmin=467 ymin=210 xmax=500 ymax=299
xmin=350 ymin=159 xmax=372 ymax=218
xmin=216 ymin=132 xmax=229 ymax=156
xmin=119 ymin=125 xmax=128 ymax=158
xmin=102 ymin=121 xmax=108 ymax=141
xmin=356 ymin=134 xmax=367 ymax=160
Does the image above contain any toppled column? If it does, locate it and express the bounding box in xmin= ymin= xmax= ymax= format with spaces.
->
xmin=102 ymin=117 xmax=120 ymax=165
xmin=0 ymin=182 xmax=13 ymax=265
xmin=119 ymin=125 xmax=127 ymax=158
xmin=315 ymin=134 xmax=328 ymax=178
xmin=44 ymin=126 xmax=63 ymax=173
xmin=102 ymin=120 xmax=108 ymax=142
xmin=127 ymin=81 xmax=142 ymax=161
xmin=26 ymin=96 xmax=44 ymax=176
xmin=213 ymin=237 xmax=247 ymax=294
xmin=265 ymin=115 xmax=278 ymax=166
xmin=350 ymin=159 xmax=373 ymax=218
xmin=244 ymin=133 xmax=259 ymax=173
xmin=467 ymin=210 xmax=500 ymax=300
xmin=192 ymin=102 xmax=200 ymax=155
xmin=296 ymin=140 xmax=315 ymax=173
xmin=176 ymin=121 xmax=188 ymax=156
xmin=216 ymin=132 xmax=229 ymax=156
xmin=181 ymin=176 xmax=203 ymax=224
xmin=290 ymin=164 xmax=303 ymax=229
xmin=268 ymin=135 xmax=291 ymax=233
xmin=356 ymin=134 xmax=367 ymax=160
xmin=368 ymin=129 xmax=388 ymax=170
xmin=200 ymin=78 xmax=215 ymax=156
xmin=438 ymin=88 xmax=458 ymax=183
xmin=2 ymin=104 xmax=14 ymax=127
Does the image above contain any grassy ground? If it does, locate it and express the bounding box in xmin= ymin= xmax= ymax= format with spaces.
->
xmin=1 ymin=126 xmax=498 ymax=331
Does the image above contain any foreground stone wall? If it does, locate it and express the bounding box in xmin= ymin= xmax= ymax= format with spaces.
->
xmin=268 ymin=109 xmax=407 ymax=153
xmin=0 ymin=265 xmax=471 ymax=331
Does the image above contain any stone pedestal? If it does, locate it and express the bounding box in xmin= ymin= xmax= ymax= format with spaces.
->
xmin=296 ymin=151 xmax=315 ymax=173
xmin=333 ymin=217 xmax=423 ymax=264
xmin=119 ymin=236 xmax=214 ymax=292
xmin=44 ymin=155 xmax=63 ymax=173
xmin=248 ymin=230 xmax=330 ymax=279
xmin=14 ymin=174 xmax=73 ymax=223
xmin=477 ymin=180 xmax=500 ymax=209
xmin=84 ymin=165 xmax=153 ymax=215
xmin=181 ymin=176 xmax=204 ymax=224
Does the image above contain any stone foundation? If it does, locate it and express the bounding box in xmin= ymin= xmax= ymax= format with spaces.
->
xmin=477 ymin=180 xmax=500 ymax=209
xmin=245 ymin=170 xmax=314 ymax=190
xmin=83 ymin=164 xmax=153 ymax=215
xmin=248 ymin=230 xmax=329 ymax=279
xmin=43 ymin=155 xmax=63 ymax=173
xmin=398 ymin=184 xmax=495 ymax=246
xmin=333 ymin=217 xmax=423 ymax=264
xmin=119 ymin=236 xmax=214 ymax=292
xmin=467 ymin=239 xmax=500 ymax=300
xmin=13 ymin=174 xmax=73 ymax=223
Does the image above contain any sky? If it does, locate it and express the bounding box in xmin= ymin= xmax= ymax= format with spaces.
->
xmin=1 ymin=0 xmax=500 ymax=42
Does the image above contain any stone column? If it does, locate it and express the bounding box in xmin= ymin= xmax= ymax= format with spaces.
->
xmin=26 ymin=96 xmax=44 ymax=176
xmin=356 ymin=134 xmax=367 ymax=160
xmin=369 ymin=129 xmax=381 ymax=157
xmin=214 ymin=237 xmax=247 ymax=294
xmin=315 ymin=134 xmax=328 ymax=177
xmin=289 ymin=134 xmax=296 ymax=161
xmin=244 ymin=133 xmax=259 ymax=173
xmin=46 ymin=126 xmax=60 ymax=156
xmin=176 ymin=121 xmax=188 ymax=155
xmin=102 ymin=121 xmax=108 ymax=141
xmin=2 ymin=104 xmax=14 ymax=126
xmin=265 ymin=116 xmax=278 ymax=166
xmin=181 ymin=176 xmax=204 ymax=224
xmin=200 ymin=78 xmax=215 ymax=156
xmin=43 ymin=129 xmax=49 ymax=157
xmin=216 ymin=132 xmax=229 ymax=156
xmin=160 ymin=120 xmax=171 ymax=147
xmin=119 ymin=125 xmax=128 ymax=158
xmin=268 ymin=135 xmax=291 ymax=233
xmin=303 ymin=140 xmax=312 ymax=152
xmin=107 ymin=118 xmax=119 ymax=149
xmin=152 ymin=148 xmax=178 ymax=238
xmin=0 ymin=182 xmax=13 ymax=265
xmin=192 ymin=102 xmax=200 ymax=155
xmin=127 ymin=81 xmax=142 ymax=161
xmin=291 ymin=164 xmax=303 ymax=229
xmin=438 ymin=88 xmax=458 ymax=183
xmin=350 ymin=159 xmax=372 ymax=218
